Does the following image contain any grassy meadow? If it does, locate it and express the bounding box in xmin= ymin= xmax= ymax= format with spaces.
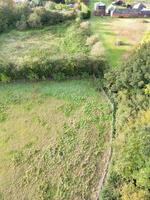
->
xmin=0 ymin=18 xmax=111 ymax=200
xmin=0 ymin=80 xmax=111 ymax=200
xmin=0 ymin=22 xmax=89 ymax=65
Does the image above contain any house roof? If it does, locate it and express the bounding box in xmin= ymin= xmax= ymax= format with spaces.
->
xmin=94 ymin=2 xmax=106 ymax=7
xmin=13 ymin=0 xmax=27 ymax=2
xmin=94 ymin=2 xmax=106 ymax=10
xmin=106 ymin=5 xmax=115 ymax=13
xmin=132 ymin=3 xmax=146 ymax=10
xmin=112 ymin=8 xmax=139 ymax=14
xmin=141 ymin=8 xmax=150 ymax=15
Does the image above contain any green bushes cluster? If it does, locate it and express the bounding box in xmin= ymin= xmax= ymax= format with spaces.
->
xmin=0 ymin=55 xmax=107 ymax=82
xmin=0 ymin=0 xmax=91 ymax=33
xmin=0 ymin=5 xmax=15 ymax=32
xmin=105 ymin=42 xmax=150 ymax=93
xmin=102 ymin=41 xmax=150 ymax=200
xmin=0 ymin=3 xmax=75 ymax=33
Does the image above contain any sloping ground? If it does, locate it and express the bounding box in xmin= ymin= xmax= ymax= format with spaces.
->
xmin=0 ymin=80 xmax=111 ymax=200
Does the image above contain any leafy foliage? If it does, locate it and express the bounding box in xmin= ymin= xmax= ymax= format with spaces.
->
xmin=0 ymin=55 xmax=106 ymax=81
xmin=105 ymin=42 xmax=150 ymax=92
xmin=0 ymin=2 xmax=75 ymax=33
xmin=102 ymin=41 xmax=150 ymax=200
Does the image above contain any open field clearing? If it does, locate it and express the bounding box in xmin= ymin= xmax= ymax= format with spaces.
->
xmin=0 ymin=80 xmax=111 ymax=200
xmin=0 ymin=22 xmax=89 ymax=65
xmin=91 ymin=17 xmax=150 ymax=67
xmin=90 ymin=0 xmax=150 ymax=67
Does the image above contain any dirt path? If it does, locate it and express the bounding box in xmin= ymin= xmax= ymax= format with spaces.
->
xmin=93 ymin=86 xmax=116 ymax=200
xmin=95 ymin=145 xmax=112 ymax=200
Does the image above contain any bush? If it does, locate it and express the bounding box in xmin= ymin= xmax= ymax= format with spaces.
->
xmin=90 ymin=42 xmax=105 ymax=57
xmin=0 ymin=55 xmax=107 ymax=82
xmin=0 ymin=3 xmax=75 ymax=33
xmin=86 ymin=35 xmax=99 ymax=46
xmin=44 ymin=1 xmax=56 ymax=10
xmin=27 ymin=7 xmax=75 ymax=28
xmin=16 ymin=15 xmax=28 ymax=30
xmin=0 ymin=5 xmax=15 ymax=33
xmin=14 ymin=3 xmax=32 ymax=21
xmin=101 ymin=185 xmax=120 ymax=200
xmin=105 ymin=41 xmax=150 ymax=92
xmin=79 ymin=3 xmax=91 ymax=20
xmin=28 ymin=12 xmax=42 ymax=28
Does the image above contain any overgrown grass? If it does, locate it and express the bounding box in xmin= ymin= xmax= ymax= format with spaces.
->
xmin=0 ymin=79 xmax=111 ymax=200
xmin=0 ymin=22 xmax=90 ymax=65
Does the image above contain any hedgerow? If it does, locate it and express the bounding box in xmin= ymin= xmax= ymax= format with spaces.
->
xmin=104 ymin=41 xmax=150 ymax=93
xmin=0 ymin=55 xmax=107 ymax=82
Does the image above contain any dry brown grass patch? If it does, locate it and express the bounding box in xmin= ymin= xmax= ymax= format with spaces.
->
xmin=86 ymin=35 xmax=99 ymax=46
xmin=90 ymin=41 xmax=105 ymax=57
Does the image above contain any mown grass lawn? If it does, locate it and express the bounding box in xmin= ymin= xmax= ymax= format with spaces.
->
xmin=90 ymin=0 xmax=150 ymax=67
xmin=0 ymin=79 xmax=111 ymax=200
xmin=91 ymin=17 xmax=150 ymax=67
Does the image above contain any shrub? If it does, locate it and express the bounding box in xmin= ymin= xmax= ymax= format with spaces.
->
xmin=14 ymin=3 xmax=32 ymax=21
xmin=51 ymin=0 xmax=65 ymax=3
xmin=16 ymin=15 xmax=28 ymax=30
xmin=28 ymin=7 xmax=75 ymax=28
xmin=0 ymin=5 xmax=15 ymax=33
xmin=0 ymin=55 xmax=107 ymax=82
xmin=28 ymin=12 xmax=42 ymax=28
xmin=31 ymin=0 xmax=43 ymax=6
xmin=0 ymin=2 xmax=75 ymax=33
xmin=105 ymin=41 xmax=150 ymax=92
xmin=86 ymin=35 xmax=99 ymax=46
xmin=121 ymin=183 xmax=147 ymax=200
xmin=44 ymin=1 xmax=56 ymax=10
xmin=79 ymin=3 xmax=91 ymax=20
xmin=101 ymin=184 xmax=120 ymax=200
xmin=80 ymin=21 xmax=90 ymax=29
xmin=90 ymin=42 xmax=105 ymax=57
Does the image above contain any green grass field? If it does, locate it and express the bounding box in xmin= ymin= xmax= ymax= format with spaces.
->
xmin=0 ymin=80 xmax=111 ymax=200
xmin=90 ymin=1 xmax=150 ymax=67
xmin=0 ymin=22 xmax=89 ymax=65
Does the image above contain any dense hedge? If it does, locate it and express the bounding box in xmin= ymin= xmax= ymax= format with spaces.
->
xmin=0 ymin=55 xmax=107 ymax=82
xmin=105 ymin=42 xmax=150 ymax=93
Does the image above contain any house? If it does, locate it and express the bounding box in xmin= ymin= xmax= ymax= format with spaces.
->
xmin=111 ymin=8 xmax=140 ymax=18
xmin=132 ymin=3 xmax=146 ymax=11
xmin=94 ymin=1 xmax=150 ymax=18
xmin=94 ymin=2 xmax=106 ymax=16
xmin=111 ymin=2 xmax=150 ymax=18
xmin=106 ymin=4 xmax=115 ymax=14
xmin=13 ymin=0 xmax=27 ymax=3
xmin=141 ymin=8 xmax=150 ymax=17
xmin=13 ymin=0 xmax=28 ymax=3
